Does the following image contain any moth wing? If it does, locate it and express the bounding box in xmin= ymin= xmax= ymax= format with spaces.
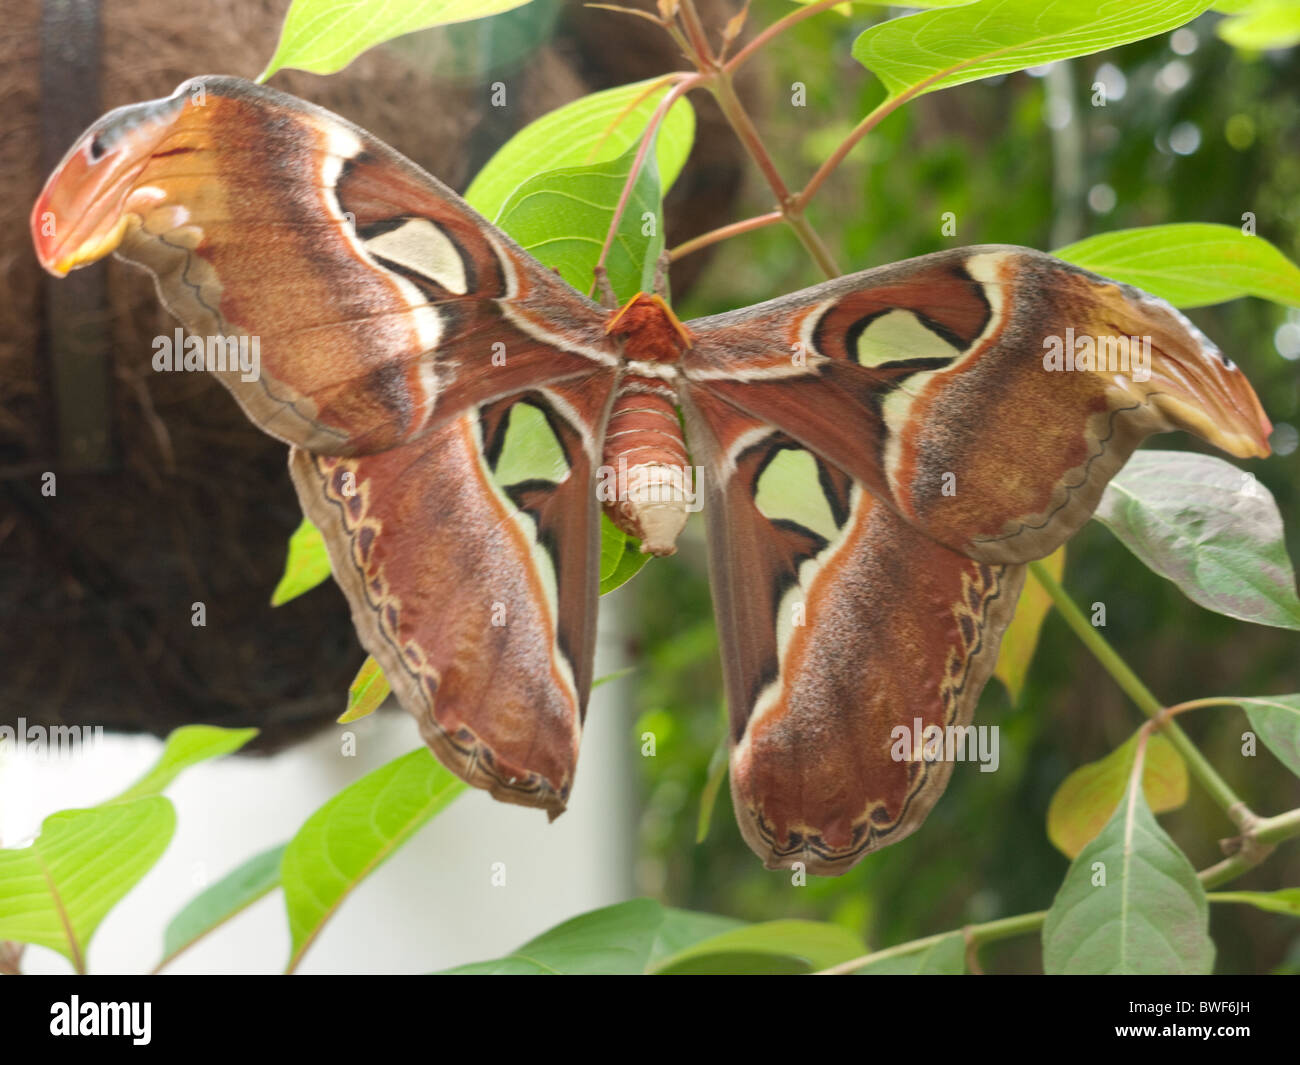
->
xmin=32 ymin=75 xmax=617 ymax=456
xmin=682 ymin=385 xmax=1023 ymax=873
xmin=683 ymin=246 xmax=1270 ymax=564
xmin=290 ymin=378 xmax=614 ymax=815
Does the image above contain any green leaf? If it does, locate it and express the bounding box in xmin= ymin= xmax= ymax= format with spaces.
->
xmin=444 ymin=898 xmax=672 ymax=974
xmin=111 ymin=725 xmax=259 ymax=804
xmin=0 ymin=798 xmax=176 ymax=970
xmin=1047 ymin=731 xmax=1188 ymax=858
xmin=260 ymin=0 xmax=535 ymax=79
xmin=281 ymin=748 xmax=466 ymax=971
xmin=1094 ymin=451 xmax=1300 ymax=630
xmin=1043 ymin=766 xmax=1214 ymax=974
xmin=157 ymin=843 xmax=287 ymax=972
xmin=650 ymin=919 xmax=866 ymax=974
xmin=0 ymin=725 xmax=253 ymax=967
xmin=466 ymin=80 xmax=695 ymax=224
xmin=852 ymin=932 xmax=967 ymax=974
xmin=791 ymin=0 xmax=976 ymax=8
xmin=695 ymin=726 xmax=729 ymax=844
xmin=338 ymin=656 xmax=391 ymax=723
xmin=1054 ymin=224 xmax=1300 ymax=308
xmin=494 ymin=141 xmax=664 ymax=303
xmin=592 ymin=666 xmax=636 ymax=690
xmin=271 ymin=518 xmax=332 ymax=606
xmin=441 ymin=899 xmax=746 ymax=974
xmin=1208 ymin=888 xmax=1300 ymax=917
xmin=996 ymin=545 xmax=1065 ymax=703
xmin=599 ymin=513 xmax=651 ymax=595
xmin=645 ymin=908 xmax=744 ymax=968
xmin=1231 ymin=694 xmax=1300 ymax=777
xmin=852 ymin=0 xmax=1211 ymax=101
xmin=1218 ymin=1 xmax=1300 ymax=50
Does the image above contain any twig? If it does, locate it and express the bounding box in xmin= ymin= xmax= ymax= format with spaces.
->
xmin=591 ymin=73 xmax=703 ymax=296
xmin=723 ymin=0 xmax=845 ymax=74
xmin=818 ymin=802 xmax=1300 ymax=974
xmin=1026 ymin=560 xmax=1250 ymax=826
xmin=817 ymin=911 xmax=1048 ymax=975
xmin=670 ymin=210 xmax=783 ymax=260
xmin=708 ymin=73 xmax=840 ymax=277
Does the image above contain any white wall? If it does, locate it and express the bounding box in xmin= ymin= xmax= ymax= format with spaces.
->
xmin=2 ymin=620 xmax=638 ymax=975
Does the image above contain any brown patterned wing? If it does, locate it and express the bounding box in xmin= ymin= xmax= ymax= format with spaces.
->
xmin=683 ymin=246 xmax=1271 ymax=564
xmin=31 ymin=75 xmax=617 ymax=456
xmin=289 ymin=377 xmax=613 ymax=815
xmin=681 ymin=386 xmax=1023 ymax=873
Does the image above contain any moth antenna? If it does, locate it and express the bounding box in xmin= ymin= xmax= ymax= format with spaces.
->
xmin=593 ymin=264 xmax=618 ymax=309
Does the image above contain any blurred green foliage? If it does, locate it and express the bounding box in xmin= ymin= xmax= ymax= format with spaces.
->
xmin=619 ymin=5 xmax=1300 ymax=974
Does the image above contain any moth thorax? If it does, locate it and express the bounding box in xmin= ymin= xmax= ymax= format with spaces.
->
xmin=617 ymin=463 xmax=690 ymax=557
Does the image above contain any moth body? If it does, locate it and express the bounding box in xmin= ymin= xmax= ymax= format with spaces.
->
xmin=603 ymin=294 xmax=694 ymax=555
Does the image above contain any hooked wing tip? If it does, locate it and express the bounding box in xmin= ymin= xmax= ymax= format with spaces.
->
xmin=418 ymin=714 xmax=572 ymax=820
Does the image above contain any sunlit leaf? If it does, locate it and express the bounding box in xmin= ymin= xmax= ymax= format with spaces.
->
xmin=1055 ymin=223 xmax=1300 ymax=308
xmin=466 ymin=80 xmax=695 ymax=224
xmin=853 ymin=0 xmax=1211 ymax=101
xmin=600 ymin=514 xmax=651 ymax=595
xmin=0 ymin=799 xmax=175 ymax=970
xmin=442 ymin=899 xmax=703 ymax=974
xmin=271 ymin=518 xmax=331 ymax=606
xmin=441 ymin=899 xmax=860 ymax=975
xmin=111 ymin=725 xmax=259 ymax=804
xmin=282 ymin=749 xmax=466 ymax=971
xmin=496 ymin=141 xmax=664 ymax=303
xmin=261 ymin=0 xmax=535 ymax=79
xmin=1218 ymin=1 xmax=1300 ymax=50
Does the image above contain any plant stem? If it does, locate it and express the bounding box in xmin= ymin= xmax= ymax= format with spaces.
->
xmin=708 ymin=73 xmax=840 ymax=277
xmin=591 ymin=74 xmax=702 ymax=295
xmin=1256 ymin=806 xmax=1300 ymax=845
xmin=709 ymin=73 xmax=790 ymax=201
xmin=818 ymin=910 xmax=1047 ymax=975
xmin=798 ymin=95 xmax=903 ymax=208
xmin=820 ymin=802 xmax=1300 ymax=974
xmin=1026 ymin=559 xmax=1247 ymax=824
xmin=723 ymin=0 xmax=845 ymax=74
xmin=670 ymin=210 xmax=783 ymax=260
xmin=677 ymin=0 xmax=717 ymax=67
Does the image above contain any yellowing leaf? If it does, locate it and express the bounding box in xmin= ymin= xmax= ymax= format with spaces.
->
xmin=338 ymin=656 xmax=391 ymax=723
xmin=1047 ymin=731 xmax=1188 ymax=858
xmin=995 ymin=546 xmax=1064 ymax=703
